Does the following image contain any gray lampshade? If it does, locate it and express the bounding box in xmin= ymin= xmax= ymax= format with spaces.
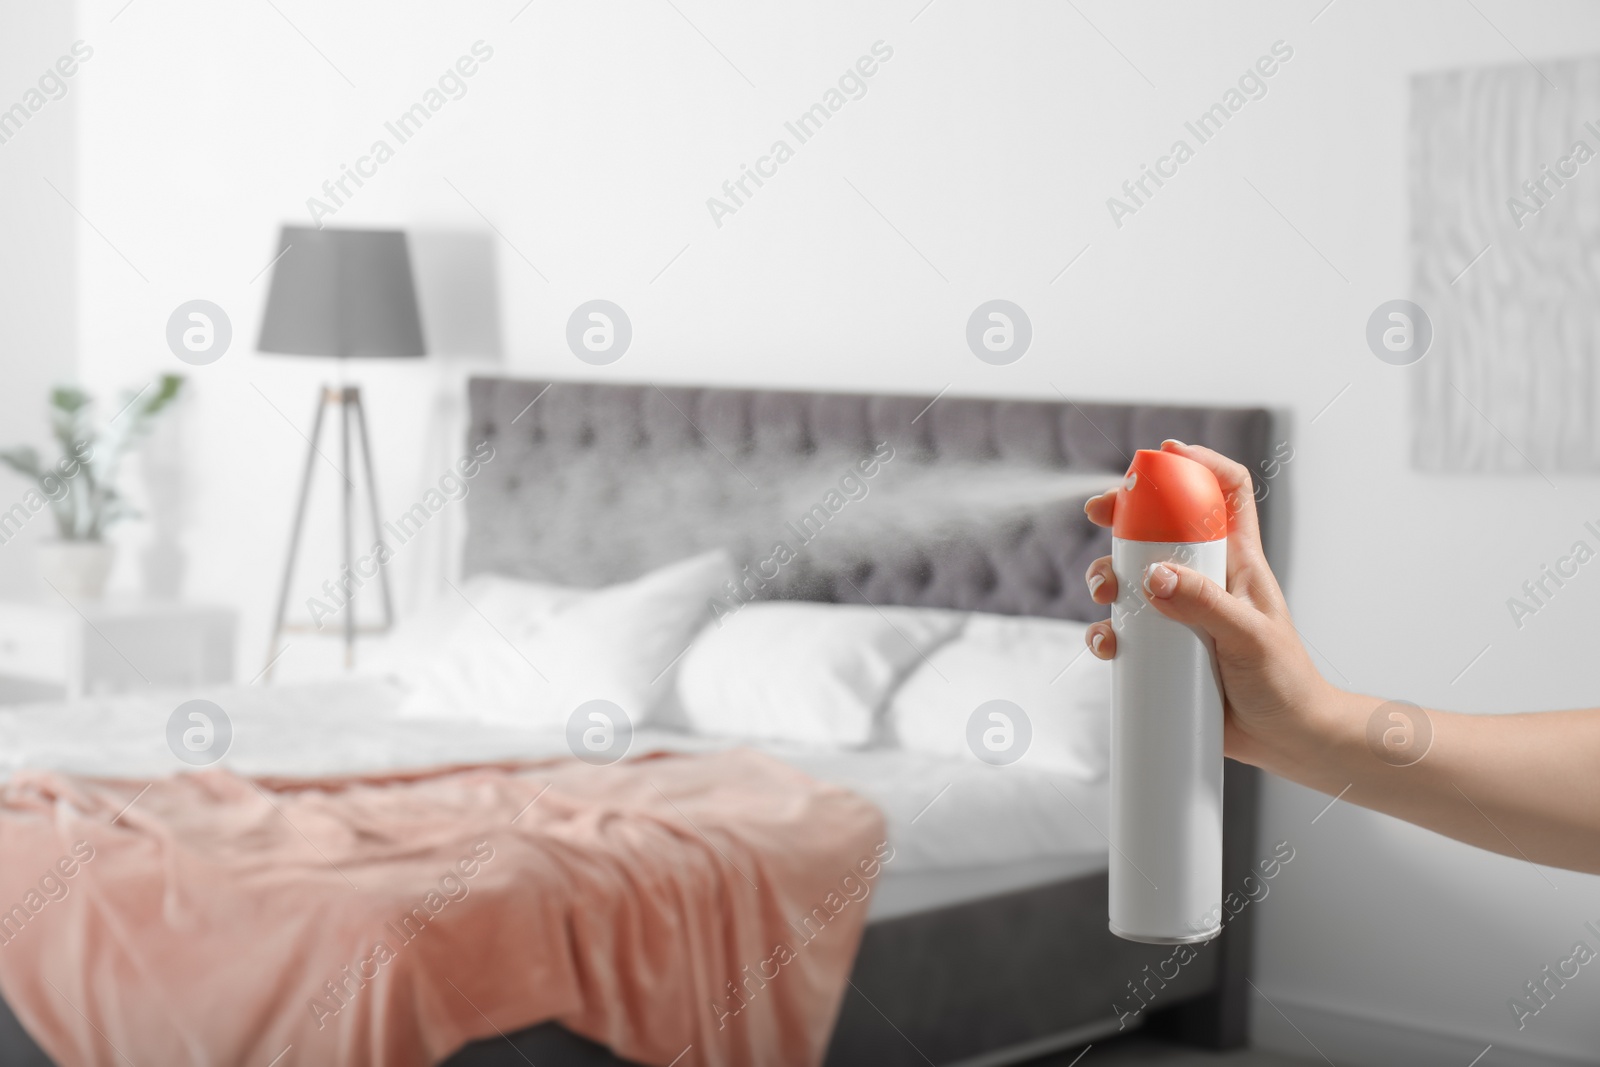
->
xmin=257 ymin=226 xmax=426 ymax=358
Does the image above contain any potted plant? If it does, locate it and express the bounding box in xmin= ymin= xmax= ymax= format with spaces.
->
xmin=0 ymin=376 xmax=185 ymax=599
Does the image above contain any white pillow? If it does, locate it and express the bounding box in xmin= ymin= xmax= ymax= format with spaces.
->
xmin=887 ymin=613 xmax=1110 ymax=779
xmin=676 ymin=601 xmax=966 ymax=747
xmin=364 ymin=572 xmax=582 ymax=677
xmin=393 ymin=550 xmax=735 ymax=728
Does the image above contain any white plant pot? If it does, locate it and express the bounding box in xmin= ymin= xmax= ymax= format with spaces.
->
xmin=36 ymin=541 xmax=115 ymax=600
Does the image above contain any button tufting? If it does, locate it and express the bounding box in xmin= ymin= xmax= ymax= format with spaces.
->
xmin=1036 ymin=570 xmax=1062 ymax=598
xmin=975 ymin=564 xmax=1000 ymax=594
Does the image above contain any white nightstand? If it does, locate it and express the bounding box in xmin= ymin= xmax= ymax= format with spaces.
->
xmin=0 ymin=600 xmax=236 ymax=703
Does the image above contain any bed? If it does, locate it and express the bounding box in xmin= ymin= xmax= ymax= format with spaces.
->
xmin=448 ymin=378 xmax=1279 ymax=1066
xmin=0 ymin=377 xmax=1279 ymax=1066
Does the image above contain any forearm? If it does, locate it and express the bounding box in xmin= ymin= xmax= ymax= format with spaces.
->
xmin=1253 ymin=689 xmax=1600 ymax=875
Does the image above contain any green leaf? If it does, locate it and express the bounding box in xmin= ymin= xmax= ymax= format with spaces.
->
xmin=49 ymin=385 xmax=90 ymax=415
xmin=119 ymin=374 xmax=185 ymax=435
xmin=0 ymin=446 xmax=43 ymax=481
xmin=143 ymin=374 xmax=184 ymax=415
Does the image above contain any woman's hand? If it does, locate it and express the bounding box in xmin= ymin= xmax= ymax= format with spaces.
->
xmin=1080 ymin=440 xmax=1600 ymax=875
xmin=1081 ymin=439 xmax=1333 ymax=771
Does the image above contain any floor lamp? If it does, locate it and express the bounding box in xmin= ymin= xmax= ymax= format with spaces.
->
xmin=256 ymin=226 xmax=426 ymax=679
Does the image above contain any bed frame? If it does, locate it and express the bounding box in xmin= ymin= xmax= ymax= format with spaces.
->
xmin=0 ymin=377 xmax=1279 ymax=1066
xmin=446 ymin=377 xmax=1280 ymax=1066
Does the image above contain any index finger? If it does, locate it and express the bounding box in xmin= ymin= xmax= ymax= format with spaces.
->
xmin=1158 ymin=439 xmax=1264 ymax=559
xmin=1083 ymin=489 xmax=1116 ymax=528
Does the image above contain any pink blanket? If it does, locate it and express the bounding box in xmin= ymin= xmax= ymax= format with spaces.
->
xmin=0 ymin=750 xmax=889 ymax=1066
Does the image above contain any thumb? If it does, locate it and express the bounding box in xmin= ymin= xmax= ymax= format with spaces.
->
xmin=1142 ymin=562 xmax=1262 ymax=652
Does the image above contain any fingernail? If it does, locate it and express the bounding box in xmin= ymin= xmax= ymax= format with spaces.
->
xmin=1162 ymin=438 xmax=1186 ymax=449
xmin=1091 ymin=632 xmax=1105 ymax=655
xmin=1086 ymin=572 xmax=1105 ymax=598
xmin=1145 ymin=563 xmax=1178 ymax=598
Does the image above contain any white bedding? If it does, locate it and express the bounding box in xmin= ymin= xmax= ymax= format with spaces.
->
xmin=0 ymin=680 xmax=1110 ymax=918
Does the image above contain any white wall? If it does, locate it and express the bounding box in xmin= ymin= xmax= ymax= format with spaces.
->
xmin=69 ymin=0 xmax=1600 ymax=1060
xmin=0 ymin=3 xmax=79 ymax=596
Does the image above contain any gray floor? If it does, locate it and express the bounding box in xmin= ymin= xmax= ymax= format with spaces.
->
xmin=1028 ymin=1035 xmax=1321 ymax=1066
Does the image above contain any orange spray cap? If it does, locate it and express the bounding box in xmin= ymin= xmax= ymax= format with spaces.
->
xmin=1111 ymin=449 xmax=1228 ymax=544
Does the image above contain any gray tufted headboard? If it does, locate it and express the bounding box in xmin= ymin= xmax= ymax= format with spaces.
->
xmin=462 ymin=377 xmax=1278 ymax=623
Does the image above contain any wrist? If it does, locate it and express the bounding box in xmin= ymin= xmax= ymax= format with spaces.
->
xmin=1254 ymin=682 xmax=1367 ymax=788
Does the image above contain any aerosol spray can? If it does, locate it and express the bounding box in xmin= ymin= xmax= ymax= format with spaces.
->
xmin=1108 ymin=448 xmax=1228 ymax=944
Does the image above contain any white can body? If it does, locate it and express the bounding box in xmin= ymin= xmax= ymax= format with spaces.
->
xmin=1109 ymin=536 xmax=1227 ymax=944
